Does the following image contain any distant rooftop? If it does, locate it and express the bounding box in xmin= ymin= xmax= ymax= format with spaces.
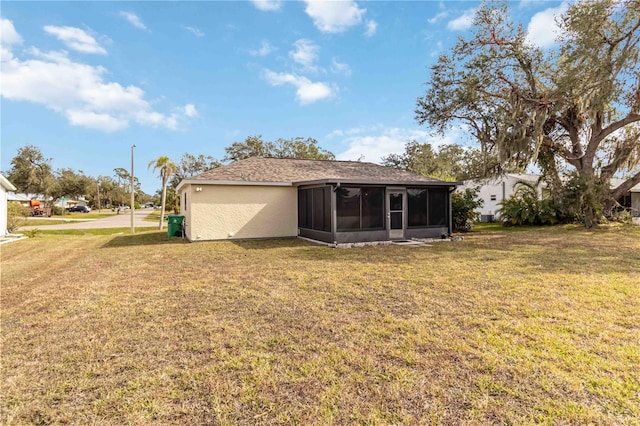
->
xmin=179 ymin=157 xmax=456 ymax=188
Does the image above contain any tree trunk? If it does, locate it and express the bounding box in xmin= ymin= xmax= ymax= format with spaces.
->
xmin=158 ymin=181 xmax=167 ymax=230
xmin=583 ymin=204 xmax=596 ymax=229
xmin=579 ymin=166 xmax=598 ymax=229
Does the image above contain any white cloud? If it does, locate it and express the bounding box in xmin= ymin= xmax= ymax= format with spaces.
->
xmin=119 ymin=11 xmax=147 ymax=30
xmin=251 ymin=0 xmax=282 ymax=11
xmin=1 ymin=18 xmax=23 ymax=47
xmin=525 ymin=3 xmax=568 ymax=48
xmin=333 ymin=126 xmax=463 ymax=163
xmin=364 ymin=20 xmax=377 ymax=37
xmin=262 ymin=69 xmax=334 ymax=105
xmin=183 ymin=103 xmax=198 ymax=117
xmin=303 ymin=0 xmax=366 ymax=33
xmin=184 ymin=26 xmax=204 ymax=37
xmin=43 ymin=25 xmax=107 ymax=55
xmin=66 ymin=110 xmax=128 ymax=132
xmin=447 ymin=8 xmax=475 ymax=31
xmin=0 ymin=19 xmax=195 ymax=132
xmin=289 ymin=39 xmax=319 ymax=69
xmin=428 ymin=11 xmax=448 ymax=24
xmin=135 ymin=110 xmax=178 ymax=129
xmin=250 ymin=40 xmax=274 ymax=57
xmin=330 ymin=58 xmax=351 ymax=76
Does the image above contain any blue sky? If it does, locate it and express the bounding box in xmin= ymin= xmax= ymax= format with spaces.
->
xmin=1 ymin=0 xmax=565 ymax=194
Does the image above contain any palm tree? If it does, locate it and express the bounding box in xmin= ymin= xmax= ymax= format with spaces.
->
xmin=148 ymin=156 xmax=177 ymax=230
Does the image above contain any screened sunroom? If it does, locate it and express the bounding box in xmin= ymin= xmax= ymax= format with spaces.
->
xmin=297 ymin=182 xmax=454 ymax=244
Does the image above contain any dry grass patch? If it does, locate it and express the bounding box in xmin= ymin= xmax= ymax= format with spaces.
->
xmin=1 ymin=226 xmax=639 ymax=425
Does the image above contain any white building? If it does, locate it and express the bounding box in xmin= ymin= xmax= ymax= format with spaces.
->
xmin=460 ymin=174 xmax=544 ymax=222
xmin=462 ymin=174 xmax=640 ymax=223
xmin=1 ymin=175 xmax=18 ymax=236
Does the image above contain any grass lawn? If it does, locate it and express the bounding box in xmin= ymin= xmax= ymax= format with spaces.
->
xmin=15 ymin=211 xmax=118 ymax=228
xmin=143 ymin=210 xmax=162 ymax=223
xmin=1 ymin=225 xmax=638 ymax=424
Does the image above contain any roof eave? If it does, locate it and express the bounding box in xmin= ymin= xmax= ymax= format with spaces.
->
xmin=0 ymin=175 xmax=17 ymax=191
xmin=176 ymin=179 xmax=293 ymax=191
xmin=294 ymin=179 xmax=459 ymax=187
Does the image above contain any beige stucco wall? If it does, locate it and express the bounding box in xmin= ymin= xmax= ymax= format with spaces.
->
xmin=180 ymin=184 xmax=298 ymax=241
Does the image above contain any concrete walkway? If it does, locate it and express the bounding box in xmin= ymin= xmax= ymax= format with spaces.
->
xmin=18 ymin=208 xmax=160 ymax=230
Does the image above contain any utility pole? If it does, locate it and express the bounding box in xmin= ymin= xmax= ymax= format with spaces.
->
xmin=131 ymin=144 xmax=136 ymax=234
xmin=97 ymin=182 xmax=101 ymax=213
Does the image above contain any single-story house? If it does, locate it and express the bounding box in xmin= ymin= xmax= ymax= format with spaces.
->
xmin=1 ymin=175 xmax=18 ymax=236
xmin=6 ymin=191 xmax=31 ymax=207
xmin=176 ymin=157 xmax=458 ymax=243
xmin=460 ymin=173 xmax=544 ymax=222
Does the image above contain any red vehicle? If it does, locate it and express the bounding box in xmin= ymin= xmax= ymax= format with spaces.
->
xmin=30 ymin=200 xmax=51 ymax=217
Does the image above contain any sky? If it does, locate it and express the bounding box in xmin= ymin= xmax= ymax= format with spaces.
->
xmin=0 ymin=0 xmax=566 ymax=195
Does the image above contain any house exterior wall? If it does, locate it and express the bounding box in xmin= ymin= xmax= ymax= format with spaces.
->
xmin=1 ymin=184 xmax=8 ymax=236
xmin=461 ymin=175 xmax=542 ymax=221
xmin=182 ymin=184 xmax=298 ymax=241
xmin=632 ymin=192 xmax=640 ymax=224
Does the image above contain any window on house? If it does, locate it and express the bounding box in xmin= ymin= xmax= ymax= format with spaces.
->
xmin=428 ymin=188 xmax=447 ymax=226
xmin=298 ymin=189 xmax=308 ymax=228
xmin=361 ymin=187 xmax=384 ymax=229
xmin=298 ymin=187 xmax=331 ymax=232
xmin=407 ymin=188 xmax=427 ymax=226
xmin=407 ymin=187 xmax=448 ymax=227
xmin=184 ymin=192 xmax=187 ymax=211
xmin=336 ymin=187 xmax=361 ymax=230
xmin=336 ymin=187 xmax=384 ymax=231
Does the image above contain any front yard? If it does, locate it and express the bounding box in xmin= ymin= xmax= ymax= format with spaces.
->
xmin=1 ymin=226 xmax=638 ymax=424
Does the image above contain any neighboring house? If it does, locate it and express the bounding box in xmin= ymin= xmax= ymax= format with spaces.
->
xmin=611 ymin=178 xmax=640 ymax=224
xmin=460 ymin=174 xmax=544 ymax=222
xmin=176 ymin=157 xmax=458 ymax=243
xmin=463 ymin=174 xmax=640 ymax=224
xmin=1 ymin=175 xmax=18 ymax=236
xmin=6 ymin=192 xmax=31 ymax=207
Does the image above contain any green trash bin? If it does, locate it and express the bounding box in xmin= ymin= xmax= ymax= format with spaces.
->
xmin=167 ymin=215 xmax=185 ymax=237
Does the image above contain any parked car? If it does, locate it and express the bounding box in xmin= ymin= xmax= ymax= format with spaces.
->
xmin=67 ymin=205 xmax=91 ymax=213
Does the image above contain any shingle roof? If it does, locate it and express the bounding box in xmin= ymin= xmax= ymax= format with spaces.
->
xmin=180 ymin=157 xmax=455 ymax=187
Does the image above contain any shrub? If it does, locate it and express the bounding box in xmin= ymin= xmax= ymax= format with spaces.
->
xmin=610 ymin=209 xmax=632 ymax=224
xmin=22 ymin=228 xmax=40 ymax=238
xmin=498 ymin=182 xmax=558 ymax=226
xmin=452 ymin=187 xmax=483 ymax=232
xmin=7 ymin=203 xmax=30 ymax=233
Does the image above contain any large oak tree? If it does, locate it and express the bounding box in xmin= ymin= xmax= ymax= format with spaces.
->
xmin=224 ymin=135 xmax=335 ymax=162
xmin=416 ymin=0 xmax=640 ymax=227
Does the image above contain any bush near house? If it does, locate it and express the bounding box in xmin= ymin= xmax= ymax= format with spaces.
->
xmin=6 ymin=203 xmax=30 ymax=233
xmin=498 ymin=182 xmax=558 ymax=226
xmin=452 ymin=187 xmax=483 ymax=231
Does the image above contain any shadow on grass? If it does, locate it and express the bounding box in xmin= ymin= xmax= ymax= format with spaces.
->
xmin=102 ymin=230 xmax=189 ymax=248
xmin=230 ymin=237 xmax=313 ymax=250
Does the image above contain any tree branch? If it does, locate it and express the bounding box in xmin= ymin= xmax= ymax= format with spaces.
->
xmin=610 ymin=170 xmax=640 ymax=201
xmin=589 ymin=113 xmax=640 ymax=158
